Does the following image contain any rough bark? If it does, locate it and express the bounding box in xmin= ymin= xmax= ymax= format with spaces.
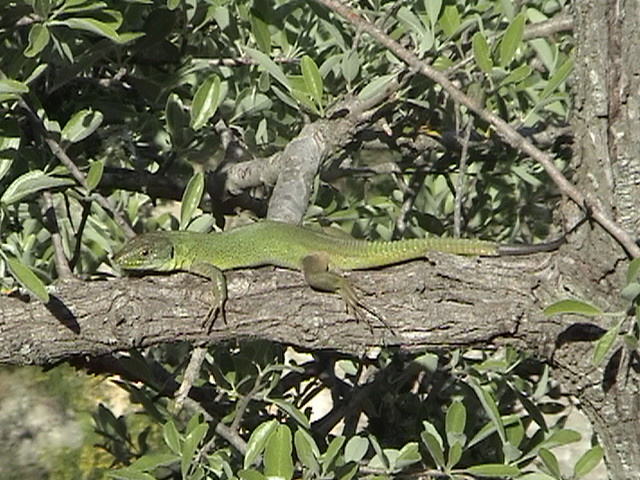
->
xmin=566 ymin=0 xmax=640 ymax=478
xmin=1 ymin=250 xmax=576 ymax=366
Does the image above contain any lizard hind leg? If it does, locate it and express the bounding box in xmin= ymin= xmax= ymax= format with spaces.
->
xmin=300 ymin=254 xmax=393 ymax=333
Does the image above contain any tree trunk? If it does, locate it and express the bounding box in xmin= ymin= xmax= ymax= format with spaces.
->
xmin=557 ymin=0 xmax=640 ymax=477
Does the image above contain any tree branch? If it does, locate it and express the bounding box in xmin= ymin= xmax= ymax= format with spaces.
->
xmin=0 ymin=251 xmax=575 ymax=366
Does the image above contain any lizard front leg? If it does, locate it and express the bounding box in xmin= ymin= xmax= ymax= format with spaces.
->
xmin=189 ymin=262 xmax=227 ymax=329
xmin=174 ymin=262 xmax=226 ymax=410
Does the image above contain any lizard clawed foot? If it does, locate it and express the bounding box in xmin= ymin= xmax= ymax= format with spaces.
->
xmin=203 ymin=298 xmax=227 ymax=333
xmin=340 ymin=279 xmax=395 ymax=335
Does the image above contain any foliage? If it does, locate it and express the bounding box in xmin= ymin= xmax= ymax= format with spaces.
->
xmin=0 ymin=0 xmax=598 ymax=478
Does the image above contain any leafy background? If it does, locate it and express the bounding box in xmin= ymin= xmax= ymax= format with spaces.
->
xmin=0 ymin=0 xmax=603 ymax=478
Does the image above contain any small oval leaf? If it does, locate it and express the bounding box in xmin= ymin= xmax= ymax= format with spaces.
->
xmin=466 ymin=464 xmax=520 ymax=477
xmin=421 ymin=431 xmax=445 ymax=468
xmin=499 ymin=12 xmax=525 ymax=67
xmin=163 ymin=420 xmax=181 ymax=454
xmin=294 ymin=429 xmax=320 ymax=473
xmin=61 ymin=109 xmax=103 ymax=143
xmin=593 ymin=321 xmax=622 ymax=367
xmin=86 ymin=160 xmax=104 ymax=192
xmin=180 ymin=172 xmax=204 ymax=229
xmin=24 ymin=23 xmax=51 ymax=57
xmin=343 ymin=436 xmax=369 ymax=464
xmin=264 ymin=424 xmax=294 ymax=480
xmin=301 ymin=55 xmax=323 ymax=107
xmin=268 ymin=398 xmax=310 ymax=429
xmin=573 ymin=445 xmax=603 ymax=478
xmin=190 ymin=74 xmax=221 ymax=130
xmin=0 ymin=78 xmax=29 ymax=95
xmin=445 ymin=400 xmax=466 ymax=437
xmin=0 ymin=170 xmax=74 ymax=205
xmin=6 ymin=257 xmax=49 ymax=302
xmin=244 ymin=419 xmax=278 ymax=469
xmin=543 ymin=299 xmax=603 ymax=317
xmin=472 ymin=32 xmax=493 ymax=73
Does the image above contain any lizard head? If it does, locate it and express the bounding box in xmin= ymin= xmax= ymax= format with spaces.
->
xmin=113 ymin=233 xmax=176 ymax=272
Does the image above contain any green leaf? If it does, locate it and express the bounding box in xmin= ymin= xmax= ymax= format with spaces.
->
xmin=0 ymin=170 xmax=74 ymax=205
xmin=420 ymin=431 xmax=445 ymax=468
xmin=439 ymin=4 xmax=460 ymax=37
xmin=6 ymin=257 xmax=49 ymax=302
xmin=24 ymin=23 xmax=51 ymax=57
xmin=593 ymin=320 xmax=622 ymax=367
xmin=543 ymin=299 xmax=603 ymax=317
xmin=540 ymin=58 xmax=574 ymax=99
xmin=25 ymin=64 xmax=48 ymax=85
xmin=466 ymin=464 xmax=520 ymax=477
xmin=108 ymin=469 xmax=156 ymax=480
xmin=264 ymin=424 xmax=294 ymax=480
xmin=301 ymin=55 xmax=323 ymax=107
xmin=472 ymin=32 xmax=493 ymax=73
xmin=244 ymin=419 xmax=278 ymax=469
xmin=180 ymin=423 xmax=207 ymax=477
xmin=446 ymin=441 xmax=462 ymax=469
xmin=502 ymin=64 xmax=532 ymax=85
xmin=86 ymin=160 xmax=104 ymax=192
xmin=395 ymin=442 xmax=420 ymax=469
xmin=54 ymin=17 xmax=121 ymax=41
xmin=367 ymin=435 xmax=389 ymax=470
xmin=397 ymin=7 xmax=428 ymax=43
xmin=61 ymin=109 xmax=103 ymax=143
xmin=163 ymin=420 xmax=181 ymax=454
xmin=627 ymin=258 xmax=640 ymax=284
xmin=343 ymin=436 xmax=369 ymax=463
xmin=519 ymin=473 xmax=556 ymax=480
xmin=341 ymin=50 xmax=360 ymax=84
xmin=620 ymin=282 xmax=640 ymax=301
xmin=470 ymin=382 xmax=506 ymax=444
xmin=573 ymin=445 xmax=603 ymax=478
xmin=357 ymin=74 xmax=397 ymax=100
xmin=445 ymin=400 xmax=466 ymax=438
xmin=543 ymin=429 xmax=581 ymax=448
xmin=167 ymin=0 xmax=180 ymax=10
xmin=129 ymin=453 xmax=178 ymax=471
xmin=238 ymin=469 xmax=266 ymax=480
xmin=165 ymin=93 xmax=187 ymax=142
xmin=414 ymin=351 xmax=438 ymax=372
xmin=321 ymin=436 xmax=345 ymax=471
xmin=250 ymin=12 xmax=271 ymax=52
xmin=268 ymin=398 xmax=310 ymax=429
xmin=424 ymin=0 xmax=442 ymax=26
xmin=245 ymin=47 xmax=291 ymax=91
xmin=538 ymin=448 xmax=561 ymax=478
xmin=294 ymin=429 xmax=320 ymax=474
xmin=190 ymin=74 xmax=221 ymax=130
xmin=0 ymin=78 xmax=29 ymax=94
xmin=0 ymin=159 xmax=12 ymax=181
xmin=180 ymin=172 xmax=204 ymax=229
xmin=499 ymin=12 xmax=525 ymax=67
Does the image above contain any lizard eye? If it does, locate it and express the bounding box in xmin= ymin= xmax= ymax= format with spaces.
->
xmin=140 ymin=248 xmax=149 ymax=257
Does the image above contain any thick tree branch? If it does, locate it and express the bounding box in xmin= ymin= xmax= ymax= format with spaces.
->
xmin=0 ymin=251 xmax=579 ymax=366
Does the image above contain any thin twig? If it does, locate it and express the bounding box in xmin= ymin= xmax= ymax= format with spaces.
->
xmin=175 ymin=346 xmax=208 ymax=410
xmin=312 ymin=0 xmax=640 ymax=257
xmin=42 ymin=191 xmax=73 ymax=279
xmin=454 ymin=119 xmax=473 ymax=238
xmin=17 ymin=98 xmax=136 ymax=239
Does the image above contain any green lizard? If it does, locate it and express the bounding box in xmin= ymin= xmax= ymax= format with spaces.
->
xmin=113 ymin=220 xmax=564 ymax=328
